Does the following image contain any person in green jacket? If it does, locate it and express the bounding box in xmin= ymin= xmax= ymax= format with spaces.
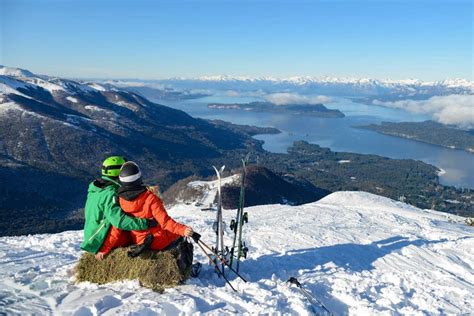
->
xmin=80 ymin=156 xmax=156 ymax=260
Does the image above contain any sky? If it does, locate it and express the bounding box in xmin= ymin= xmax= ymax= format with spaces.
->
xmin=0 ymin=0 xmax=472 ymax=80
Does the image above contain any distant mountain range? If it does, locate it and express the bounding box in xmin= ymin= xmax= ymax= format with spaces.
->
xmin=103 ymin=76 xmax=473 ymax=98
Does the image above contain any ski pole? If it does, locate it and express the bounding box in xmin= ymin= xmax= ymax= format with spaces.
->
xmin=191 ymin=232 xmax=237 ymax=292
xmin=196 ymin=237 xmax=248 ymax=283
xmin=287 ymin=277 xmax=331 ymax=314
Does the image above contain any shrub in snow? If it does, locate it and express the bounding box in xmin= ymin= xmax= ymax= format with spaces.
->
xmin=75 ymin=241 xmax=193 ymax=292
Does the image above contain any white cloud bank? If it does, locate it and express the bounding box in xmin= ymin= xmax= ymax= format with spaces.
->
xmin=264 ymin=93 xmax=332 ymax=105
xmin=374 ymin=94 xmax=474 ymax=129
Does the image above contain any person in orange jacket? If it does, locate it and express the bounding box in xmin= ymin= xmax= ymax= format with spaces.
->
xmin=110 ymin=161 xmax=194 ymax=256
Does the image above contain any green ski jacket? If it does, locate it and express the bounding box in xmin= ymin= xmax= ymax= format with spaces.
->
xmin=80 ymin=176 xmax=148 ymax=254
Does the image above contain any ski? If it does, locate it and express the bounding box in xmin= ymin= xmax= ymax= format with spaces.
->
xmin=230 ymin=153 xmax=250 ymax=272
xmin=212 ymin=165 xmax=226 ymax=275
xmin=287 ymin=277 xmax=331 ymax=315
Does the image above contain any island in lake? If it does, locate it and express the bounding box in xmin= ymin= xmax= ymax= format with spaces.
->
xmin=208 ymin=101 xmax=345 ymax=118
xmin=358 ymin=121 xmax=474 ymax=154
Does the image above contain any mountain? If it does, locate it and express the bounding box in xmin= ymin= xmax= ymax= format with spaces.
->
xmin=0 ymin=66 xmax=268 ymax=236
xmin=162 ymin=166 xmax=330 ymax=208
xmin=220 ymin=165 xmax=331 ymax=208
xmin=0 ymin=191 xmax=472 ymax=314
xmin=106 ymin=76 xmax=474 ymax=97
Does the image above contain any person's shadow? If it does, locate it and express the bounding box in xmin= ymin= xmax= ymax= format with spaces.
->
xmin=235 ymin=236 xmax=453 ymax=315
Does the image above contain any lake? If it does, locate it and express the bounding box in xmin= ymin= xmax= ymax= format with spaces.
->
xmin=153 ymin=95 xmax=474 ymax=189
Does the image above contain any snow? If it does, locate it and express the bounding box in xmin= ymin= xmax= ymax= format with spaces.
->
xmin=88 ymin=83 xmax=107 ymax=91
xmin=0 ymin=102 xmax=23 ymax=114
xmin=338 ymin=160 xmax=351 ymax=164
xmin=0 ymin=66 xmax=101 ymax=95
xmin=187 ymin=174 xmax=240 ymax=207
xmin=0 ymin=65 xmax=35 ymax=78
xmin=0 ymin=76 xmax=32 ymax=98
xmin=114 ymin=100 xmax=141 ymax=111
xmin=66 ymin=96 xmax=78 ymax=103
xmin=0 ymin=102 xmax=45 ymax=120
xmin=173 ymin=75 xmax=474 ymax=91
xmin=0 ymin=191 xmax=473 ymax=315
xmin=33 ymin=78 xmax=66 ymax=93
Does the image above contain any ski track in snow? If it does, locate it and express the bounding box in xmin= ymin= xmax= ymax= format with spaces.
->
xmin=0 ymin=191 xmax=473 ymax=315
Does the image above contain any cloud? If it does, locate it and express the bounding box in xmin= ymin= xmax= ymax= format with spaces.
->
xmin=264 ymin=93 xmax=332 ymax=105
xmin=223 ymin=90 xmax=266 ymax=97
xmin=373 ymin=94 xmax=474 ymax=129
xmin=224 ymin=90 xmax=240 ymax=97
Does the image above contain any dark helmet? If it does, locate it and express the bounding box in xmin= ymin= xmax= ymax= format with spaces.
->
xmin=119 ymin=161 xmax=143 ymax=187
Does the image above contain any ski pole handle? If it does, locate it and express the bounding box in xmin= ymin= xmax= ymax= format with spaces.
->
xmin=287 ymin=277 xmax=302 ymax=287
xmin=191 ymin=232 xmax=201 ymax=243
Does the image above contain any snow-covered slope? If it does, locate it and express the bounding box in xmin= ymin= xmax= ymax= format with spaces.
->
xmin=1 ymin=191 xmax=473 ymax=315
xmin=186 ymin=174 xmax=239 ymax=207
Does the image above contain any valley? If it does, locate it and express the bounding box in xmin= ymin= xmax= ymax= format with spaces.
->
xmin=0 ymin=66 xmax=473 ymax=237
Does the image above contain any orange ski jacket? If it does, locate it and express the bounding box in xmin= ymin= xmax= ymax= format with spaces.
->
xmin=119 ymin=189 xmax=187 ymax=249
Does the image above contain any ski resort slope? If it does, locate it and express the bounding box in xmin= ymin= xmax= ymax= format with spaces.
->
xmin=0 ymin=191 xmax=473 ymax=315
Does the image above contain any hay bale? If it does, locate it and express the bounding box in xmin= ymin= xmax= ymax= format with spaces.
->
xmin=75 ymin=241 xmax=193 ymax=292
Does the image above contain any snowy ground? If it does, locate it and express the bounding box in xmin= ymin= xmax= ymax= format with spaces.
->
xmin=187 ymin=174 xmax=239 ymax=207
xmin=0 ymin=191 xmax=473 ymax=315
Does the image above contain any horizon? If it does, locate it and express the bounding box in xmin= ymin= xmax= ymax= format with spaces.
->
xmin=1 ymin=64 xmax=472 ymax=83
xmin=1 ymin=0 xmax=472 ymax=81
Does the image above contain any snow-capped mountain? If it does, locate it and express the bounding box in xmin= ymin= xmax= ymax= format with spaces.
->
xmin=0 ymin=66 xmax=264 ymax=236
xmin=0 ymin=191 xmax=472 ymax=315
xmin=0 ymin=64 xmax=258 ymax=180
xmin=120 ymin=75 xmax=474 ymax=97
xmin=0 ymin=65 xmax=36 ymax=78
xmin=176 ymin=75 xmax=473 ymax=89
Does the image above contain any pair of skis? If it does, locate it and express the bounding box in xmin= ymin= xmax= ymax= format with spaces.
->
xmin=212 ymin=165 xmax=226 ymax=275
xmin=229 ymin=153 xmax=250 ymax=272
xmin=212 ymin=153 xmax=250 ymax=276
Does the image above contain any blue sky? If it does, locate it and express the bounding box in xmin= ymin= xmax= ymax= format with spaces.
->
xmin=1 ymin=0 xmax=472 ymax=80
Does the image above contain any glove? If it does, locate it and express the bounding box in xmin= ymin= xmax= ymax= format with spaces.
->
xmin=147 ymin=219 xmax=158 ymax=228
xmin=191 ymin=232 xmax=201 ymax=243
xmin=128 ymin=234 xmax=154 ymax=258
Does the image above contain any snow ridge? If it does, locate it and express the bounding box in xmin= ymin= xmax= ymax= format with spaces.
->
xmin=0 ymin=191 xmax=472 ymax=315
xmin=167 ymin=75 xmax=474 ymax=91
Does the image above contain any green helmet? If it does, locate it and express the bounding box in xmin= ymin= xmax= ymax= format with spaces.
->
xmin=101 ymin=156 xmax=127 ymax=177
